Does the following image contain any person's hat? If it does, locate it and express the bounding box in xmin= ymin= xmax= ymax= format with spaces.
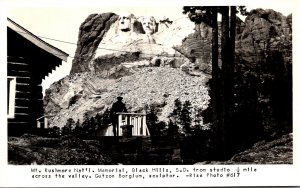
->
xmin=117 ymin=96 xmax=123 ymax=100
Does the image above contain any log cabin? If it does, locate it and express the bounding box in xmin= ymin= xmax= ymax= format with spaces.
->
xmin=7 ymin=18 xmax=68 ymax=136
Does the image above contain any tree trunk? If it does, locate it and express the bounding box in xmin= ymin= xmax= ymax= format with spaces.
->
xmin=227 ymin=6 xmax=236 ymax=155
xmin=220 ymin=6 xmax=230 ymax=159
xmin=211 ymin=8 xmax=219 ymax=128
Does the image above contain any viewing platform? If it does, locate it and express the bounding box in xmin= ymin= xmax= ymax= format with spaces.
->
xmin=100 ymin=112 xmax=150 ymax=137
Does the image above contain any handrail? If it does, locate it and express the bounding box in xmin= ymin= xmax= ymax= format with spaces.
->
xmin=116 ymin=112 xmax=146 ymax=116
xmin=36 ymin=115 xmax=53 ymax=121
xmin=36 ymin=116 xmax=45 ymax=121
xmin=36 ymin=115 xmax=49 ymax=129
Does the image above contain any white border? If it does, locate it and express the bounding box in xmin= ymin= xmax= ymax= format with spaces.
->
xmin=1 ymin=0 xmax=300 ymax=187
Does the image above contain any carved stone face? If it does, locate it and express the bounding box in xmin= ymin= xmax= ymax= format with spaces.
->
xmin=119 ymin=14 xmax=131 ymax=32
xmin=141 ymin=17 xmax=156 ymax=34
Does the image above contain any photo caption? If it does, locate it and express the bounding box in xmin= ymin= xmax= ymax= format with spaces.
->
xmin=30 ymin=166 xmax=258 ymax=180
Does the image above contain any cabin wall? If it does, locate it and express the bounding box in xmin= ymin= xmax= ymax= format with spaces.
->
xmin=7 ymin=27 xmax=63 ymax=136
xmin=7 ymin=57 xmax=35 ymax=135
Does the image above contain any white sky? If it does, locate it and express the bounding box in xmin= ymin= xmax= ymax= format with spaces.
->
xmin=1 ymin=0 xmax=297 ymax=94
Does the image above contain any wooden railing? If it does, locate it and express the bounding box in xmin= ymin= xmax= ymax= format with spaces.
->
xmin=115 ymin=112 xmax=150 ymax=136
xmin=36 ymin=116 xmax=48 ymax=129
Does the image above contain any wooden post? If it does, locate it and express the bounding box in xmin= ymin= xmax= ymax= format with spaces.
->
xmin=119 ymin=114 xmax=133 ymax=138
xmin=135 ymin=116 xmax=138 ymax=135
xmin=132 ymin=116 xmax=135 ymax=135
xmin=135 ymin=116 xmax=137 ymax=136
xmin=132 ymin=116 xmax=137 ymax=135
xmin=37 ymin=121 xmax=41 ymax=128
xmin=126 ymin=114 xmax=130 ymax=125
xmin=144 ymin=116 xmax=147 ymax=135
xmin=118 ymin=114 xmax=123 ymax=136
xmin=44 ymin=118 xmax=48 ymax=129
xmin=137 ymin=116 xmax=141 ymax=135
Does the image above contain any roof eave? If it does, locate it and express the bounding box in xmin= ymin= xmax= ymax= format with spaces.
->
xmin=7 ymin=18 xmax=69 ymax=62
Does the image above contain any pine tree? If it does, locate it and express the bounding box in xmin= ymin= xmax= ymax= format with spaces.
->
xmin=75 ymin=119 xmax=81 ymax=127
xmin=155 ymin=121 xmax=166 ymax=137
xmin=147 ymin=105 xmax=158 ymax=124
xmin=194 ymin=108 xmax=202 ymax=126
xmin=61 ymin=126 xmax=69 ymax=136
xmin=89 ymin=116 xmax=96 ymax=136
xmin=193 ymin=107 xmax=203 ymax=136
xmin=181 ymin=100 xmax=192 ymax=136
xmin=146 ymin=104 xmax=159 ymax=136
xmin=171 ymin=98 xmax=182 ymax=127
xmin=66 ymin=118 xmax=75 ymax=131
xmin=95 ymin=113 xmax=103 ymax=129
xmin=81 ymin=112 xmax=91 ymax=136
xmin=73 ymin=119 xmax=83 ymax=137
xmin=103 ymin=108 xmax=111 ymax=125
xmin=48 ymin=126 xmax=60 ymax=137
xmin=61 ymin=118 xmax=75 ymax=136
xmin=166 ymin=119 xmax=179 ymax=138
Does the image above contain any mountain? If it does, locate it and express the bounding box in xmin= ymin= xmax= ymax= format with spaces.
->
xmin=44 ymin=9 xmax=292 ymax=129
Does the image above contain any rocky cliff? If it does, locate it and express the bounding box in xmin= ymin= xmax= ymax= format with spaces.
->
xmin=71 ymin=13 xmax=119 ymax=73
xmin=71 ymin=13 xmax=196 ymax=75
xmin=236 ymin=9 xmax=292 ymax=64
xmin=44 ymin=9 xmax=292 ymax=129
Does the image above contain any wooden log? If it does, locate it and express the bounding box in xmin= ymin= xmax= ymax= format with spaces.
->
xmin=16 ymin=83 xmax=31 ymax=92
xmin=14 ymin=98 xmax=30 ymax=106
xmin=15 ymin=91 xmax=31 ymax=99
xmin=7 ymin=61 xmax=28 ymax=66
xmin=8 ymin=121 xmax=30 ymax=125
xmin=7 ymin=70 xmax=30 ymax=77
xmin=14 ymin=106 xmax=29 ymax=114
xmin=16 ymin=77 xmax=31 ymax=84
xmin=7 ymin=56 xmax=26 ymax=63
xmin=8 ymin=113 xmax=32 ymax=122
xmin=7 ymin=62 xmax=30 ymax=72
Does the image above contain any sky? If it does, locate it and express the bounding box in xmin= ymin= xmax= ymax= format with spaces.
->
xmin=1 ymin=0 xmax=297 ymax=94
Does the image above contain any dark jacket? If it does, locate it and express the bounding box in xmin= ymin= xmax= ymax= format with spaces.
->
xmin=110 ymin=101 xmax=127 ymax=122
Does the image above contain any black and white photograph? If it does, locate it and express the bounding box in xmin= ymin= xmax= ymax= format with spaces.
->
xmin=0 ymin=0 xmax=299 ymax=187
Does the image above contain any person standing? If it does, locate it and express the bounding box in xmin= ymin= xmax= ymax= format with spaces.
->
xmin=110 ymin=96 xmax=127 ymax=136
